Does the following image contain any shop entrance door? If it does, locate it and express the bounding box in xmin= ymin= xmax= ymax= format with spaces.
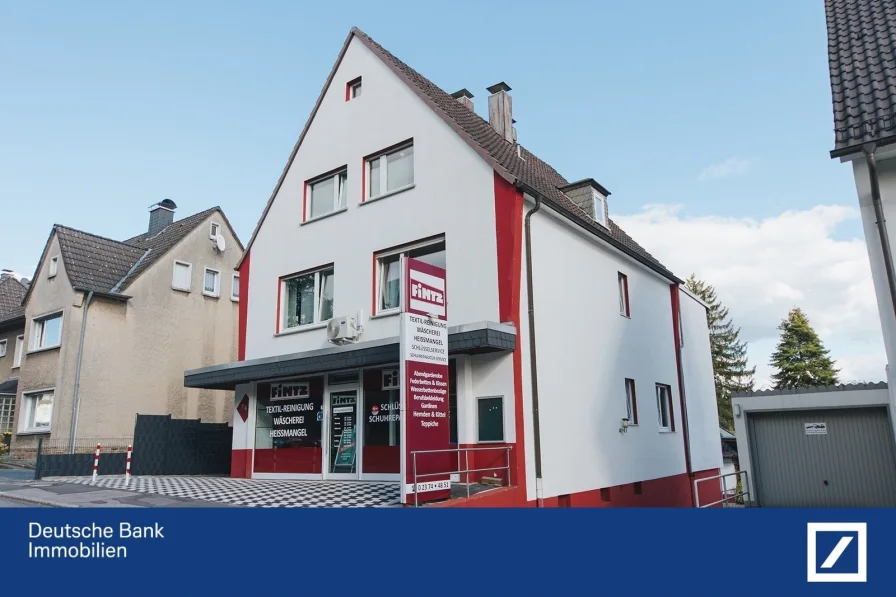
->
xmin=326 ymin=389 xmax=359 ymax=479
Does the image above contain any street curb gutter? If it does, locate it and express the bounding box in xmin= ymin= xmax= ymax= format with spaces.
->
xmin=0 ymin=491 xmax=76 ymax=508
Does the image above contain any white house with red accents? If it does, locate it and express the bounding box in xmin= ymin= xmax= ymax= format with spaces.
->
xmin=185 ymin=27 xmax=723 ymax=507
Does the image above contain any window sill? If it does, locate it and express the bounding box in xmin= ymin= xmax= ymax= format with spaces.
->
xmin=26 ymin=345 xmax=60 ymax=356
xmin=476 ymin=439 xmax=506 ymax=444
xmin=202 ymin=292 xmax=220 ymax=299
xmin=658 ymin=429 xmax=675 ymax=434
xmin=370 ymin=310 xmax=400 ymax=320
xmin=620 ymin=313 xmax=630 ymax=319
xmin=276 ymin=321 xmax=329 ymax=337
xmin=231 ymin=297 xmax=239 ymax=303
xmin=301 ymin=207 xmax=348 ymax=226
xmin=172 ymin=286 xmax=191 ymax=293
xmin=360 ymin=184 xmax=415 ymax=206
xmin=17 ymin=429 xmax=51 ymax=436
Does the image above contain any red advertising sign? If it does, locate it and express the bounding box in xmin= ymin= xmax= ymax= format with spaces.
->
xmin=400 ymin=257 xmax=451 ymax=504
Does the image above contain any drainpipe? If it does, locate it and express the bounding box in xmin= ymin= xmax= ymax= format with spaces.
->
xmin=670 ymin=287 xmax=695 ymax=506
xmin=69 ymin=290 xmax=93 ymax=453
xmin=863 ymin=145 xmax=896 ymax=324
xmin=523 ymin=190 xmax=545 ymax=507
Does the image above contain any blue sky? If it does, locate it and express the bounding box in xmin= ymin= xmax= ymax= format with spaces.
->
xmin=0 ymin=2 xmax=876 ymax=383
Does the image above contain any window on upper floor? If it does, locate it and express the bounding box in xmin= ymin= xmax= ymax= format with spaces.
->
xmin=593 ymin=188 xmax=608 ymax=227
xmin=656 ymin=383 xmax=673 ymax=432
xmin=624 ymin=378 xmax=638 ymax=425
xmin=172 ymin=260 xmax=192 ymax=292
xmin=0 ymin=339 xmax=6 ymax=358
xmin=30 ymin=312 xmax=62 ymax=351
xmin=347 ymin=77 xmax=362 ymax=100
xmin=48 ymin=256 xmax=58 ymax=278
xmin=618 ymin=272 xmax=630 ymax=317
xmin=203 ymin=268 xmax=221 ymax=298
xmin=231 ymin=274 xmax=240 ymax=302
xmin=22 ymin=389 xmax=54 ymax=432
xmin=306 ymin=169 xmax=348 ymax=221
xmin=280 ymin=266 xmax=335 ymax=331
xmin=210 ymin=221 xmax=221 ymax=240
xmin=366 ymin=141 xmax=414 ymax=200
xmin=374 ymin=237 xmax=445 ymax=314
xmin=12 ymin=335 xmax=23 ymax=368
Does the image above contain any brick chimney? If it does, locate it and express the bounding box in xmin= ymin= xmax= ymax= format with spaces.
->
xmin=487 ymin=82 xmax=514 ymax=143
xmin=450 ymin=88 xmax=475 ymax=111
xmin=148 ymin=198 xmax=177 ymax=236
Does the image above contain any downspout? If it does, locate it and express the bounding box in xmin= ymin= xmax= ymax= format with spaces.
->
xmin=670 ymin=287 xmax=695 ymax=506
xmin=523 ymin=190 xmax=545 ymax=507
xmin=69 ymin=290 xmax=93 ymax=453
xmin=863 ymin=145 xmax=896 ymax=323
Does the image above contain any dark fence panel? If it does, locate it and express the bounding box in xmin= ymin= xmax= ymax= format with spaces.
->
xmin=132 ymin=414 xmax=232 ymax=476
xmin=38 ymin=453 xmax=127 ymax=478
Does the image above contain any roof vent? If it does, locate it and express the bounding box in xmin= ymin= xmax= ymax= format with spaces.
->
xmin=450 ymin=88 xmax=474 ymax=112
xmin=148 ymin=199 xmax=177 ymax=236
xmin=487 ymin=82 xmax=514 ymax=143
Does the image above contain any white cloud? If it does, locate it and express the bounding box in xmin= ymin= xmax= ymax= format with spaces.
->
xmin=698 ymin=157 xmax=753 ymax=181
xmin=614 ymin=204 xmax=886 ymax=388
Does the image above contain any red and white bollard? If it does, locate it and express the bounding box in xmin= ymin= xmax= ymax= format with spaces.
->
xmin=125 ymin=445 xmax=132 ymax=485
xmin=92 ymin=443 xmax=101 ymax=483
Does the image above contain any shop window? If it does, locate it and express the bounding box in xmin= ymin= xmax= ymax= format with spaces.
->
xmin=477 ymin=396 xmax=504 ymax=442
xmin=253 ymin=378 xmax=324 ymax=474
xmin=362 ymin=367 xmax=401 ymax=474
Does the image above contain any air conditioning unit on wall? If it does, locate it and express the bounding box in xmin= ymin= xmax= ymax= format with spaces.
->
xmin=327 ymin=315 xmax=361 ymax=345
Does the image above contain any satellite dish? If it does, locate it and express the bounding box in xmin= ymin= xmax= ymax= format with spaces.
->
xmin=215 ymin=234 xmax=226 ymax=252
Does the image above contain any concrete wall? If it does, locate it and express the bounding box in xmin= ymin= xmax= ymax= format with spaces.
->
xmin=680 ymin=289 xmax=724 ymax=472
xmin=13 ymin=233 xmax=79 ymax=450
xmin=74 ymin=212 xmax=241 ymax=437
xmin=521 ymin=201 xmax=688 ymax=499
xmin=245 ymin=36 xmax=499 ymax=361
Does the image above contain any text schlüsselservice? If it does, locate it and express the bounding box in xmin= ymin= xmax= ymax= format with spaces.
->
xmin=27 ymin=522 xmax=164 ymax=559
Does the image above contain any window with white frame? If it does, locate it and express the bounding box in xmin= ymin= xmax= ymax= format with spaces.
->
xmin=12 ymin=335 xmax=23 ymax=367
xmin=367 ymin=142 xmax=414 ymax=199
xmin=0 ymin=339 xmax=5 ymax=358
xmin=0 ymin=395 xmax=15 ymax=433
xmin=203 ymin=268 xmax=221 ymax=297
xmin=22 ymin=389 xmax=54 ymax=432
xmin=592 ymin=188 xmax=608 ymax=227
xmin=209 ymin=222 xmax=221 ymax=240
xmin=656 ymin=383 xmax=673 ymax=431
xmin=375 ymin=238 xmax=445 ymax=314
xmin=618 ymin=272 xmax=630 ymax=317
xmin=231 ymin=273 xmax=240 ymax=301
xmin=49 ymin=256 xmax=59 ymax=278
xmin=281 ymin=266 xmax=334 ymax=330
xmin=172 ymin=261 xmax=192 ymax=292
xmin=307 ymin=169 xmax=347 ymax=220
xmin=348 ymin=77 xmax=362 ymax=99
xmin=624 ymin=378 xmax=638 ymax=425
xmin=31 ymin=312 xmax=62 ymax=351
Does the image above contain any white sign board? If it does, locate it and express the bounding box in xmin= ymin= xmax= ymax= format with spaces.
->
xmin=805 ymin=422 xmax=827 ymax=435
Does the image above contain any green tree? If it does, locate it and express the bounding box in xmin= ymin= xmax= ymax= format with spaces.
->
xmin=769 ymin=307 xmax=839 ymax=389
xmin=685 ymin=275 xmax=755 ymax=432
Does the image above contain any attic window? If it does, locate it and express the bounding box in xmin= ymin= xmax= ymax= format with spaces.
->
xmin=210 ymin=222 xmax=221 ymax=240
xmin=592 ymin=189 xmax=608 ymax=228
xmin=48 ymin=256 xmax=58 ymax=279
xmin=347 ymin=77 xmax=362 ymax=101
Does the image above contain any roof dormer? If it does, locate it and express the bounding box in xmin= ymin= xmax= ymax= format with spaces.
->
xmin=559 ymin=178 xmax=611 ymax=228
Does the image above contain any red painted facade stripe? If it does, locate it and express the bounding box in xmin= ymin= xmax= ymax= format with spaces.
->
xmin=238 ymin=252 xmax=250 ymax=360
xmin=493 ymin=171 xmax=527 ymax=497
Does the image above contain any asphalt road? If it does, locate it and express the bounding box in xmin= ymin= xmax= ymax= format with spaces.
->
xmin=0 ymin=496 xmax=47 ymax=507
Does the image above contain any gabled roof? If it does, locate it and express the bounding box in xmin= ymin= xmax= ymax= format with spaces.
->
xmin=0 ymin=276 xmax=27 ymax=327
xmin=825 ymin=0 xmax=896 ymax=157
xmin=22 ymin=206 xmax=237 ymax=303
xmin=238 ymin=27 xmax=675 ymax=281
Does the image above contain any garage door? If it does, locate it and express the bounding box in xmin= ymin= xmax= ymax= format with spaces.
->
xmin=748 ymin=407 xmax=896 ymax=507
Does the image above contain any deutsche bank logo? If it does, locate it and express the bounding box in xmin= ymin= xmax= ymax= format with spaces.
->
xmin=807 ymin=523 xmax=867 ymax=583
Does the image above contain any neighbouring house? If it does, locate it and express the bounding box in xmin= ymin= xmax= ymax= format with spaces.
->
xmin=0 ymin=272 xmax=28 ymax=434
xmin=726 ymin=0 xmax=896 ymax=508
xmin=184 ymin=27 xmax=723 ymax=507
xmin=10 ymin=201 xmax=243 ymax=454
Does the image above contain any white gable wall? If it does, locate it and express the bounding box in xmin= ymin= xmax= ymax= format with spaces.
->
xmin=246 ymin=37 xmax=499 ymax=359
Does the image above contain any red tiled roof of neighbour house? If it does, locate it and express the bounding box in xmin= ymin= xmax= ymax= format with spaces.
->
xmin=238 ymin=27 xmax=677 ymax=281
xmin=825 ymin=0 xmax=896 ymax=156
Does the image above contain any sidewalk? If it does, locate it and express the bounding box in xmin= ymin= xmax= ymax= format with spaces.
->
xmin=0 ymin=475 xmax=234 ymax=508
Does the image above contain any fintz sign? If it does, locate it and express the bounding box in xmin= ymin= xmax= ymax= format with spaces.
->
xmin=407 ymin=267 xmax=446 ymax=319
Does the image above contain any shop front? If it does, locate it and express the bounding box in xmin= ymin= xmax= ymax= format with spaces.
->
xmin=184 ymin=321 xmax=515 ymax=482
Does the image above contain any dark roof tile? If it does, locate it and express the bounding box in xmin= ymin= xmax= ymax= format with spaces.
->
xmin=0 ymin=277 xmax=27 ymax=316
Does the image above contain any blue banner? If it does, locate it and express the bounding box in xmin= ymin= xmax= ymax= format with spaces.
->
xmin=0 ymin=508 xmax=891 ymax=596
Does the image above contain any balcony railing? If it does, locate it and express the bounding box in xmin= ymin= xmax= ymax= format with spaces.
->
xmin=410 ymin=446 xmax=512 ymax=507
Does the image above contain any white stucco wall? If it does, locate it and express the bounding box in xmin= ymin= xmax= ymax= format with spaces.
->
xmin=245 ymin=36 xmax=500 ymax=360
xmin=680 ymin=289 xmax=723 ymax=472
xmin=522 ymin=202 xmax=687 ymax=499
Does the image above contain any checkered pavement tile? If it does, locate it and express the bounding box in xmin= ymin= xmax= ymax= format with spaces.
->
xmin=45 ymin=476 xmax=401 ymax=508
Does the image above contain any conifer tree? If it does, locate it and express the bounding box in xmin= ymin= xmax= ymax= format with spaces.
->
xmin=769 ymin=308 xmax=839 ymax=389
xmin=685 ymin=275 xmax=755 ymax=432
